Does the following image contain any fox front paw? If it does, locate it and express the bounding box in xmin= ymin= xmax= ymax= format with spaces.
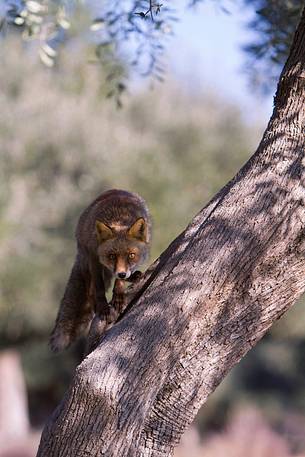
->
xmin=110 ymin=293 xmax=127 ymax=314
xmin=86 ymin=315 xmax=108 ymax=354
xmin=85 ymin=307 xmax=119 ymax=355
xmin=49 ymin=328 xmax=72 ymax=353
xmin=128 ymin=270 xmax=143 ymax=283
xmin=105 ymin=305 xmax=119 ymax=324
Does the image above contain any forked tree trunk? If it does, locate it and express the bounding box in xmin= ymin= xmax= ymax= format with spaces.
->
xmin=37 ymin=8 xmax=305 ymax=457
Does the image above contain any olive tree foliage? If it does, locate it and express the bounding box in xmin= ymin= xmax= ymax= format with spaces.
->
xmin=242 ymin=0 xmax=304 ymax=91
xmin=0 ymin=0 xmax=175 ymax=100
xmin=0 ymin=0 xmax=304 ymax=93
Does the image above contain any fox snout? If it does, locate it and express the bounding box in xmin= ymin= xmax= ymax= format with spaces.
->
xmin=116 ymin=271 xmax=130 ymax=279
xmin=115 ymin=258 xmax=131 ymax=280
xmin=115 ymin=268 xmax=131 ymax=279
xmin=118 ymin=272 xmax=126 ymax=279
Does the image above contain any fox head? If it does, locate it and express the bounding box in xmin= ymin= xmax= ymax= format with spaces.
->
xmin=95 ymin=218 xmax=149 ymax=279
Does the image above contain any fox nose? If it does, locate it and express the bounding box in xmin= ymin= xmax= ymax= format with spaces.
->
xmin=118 ymin=272 xmax=126 ymax=279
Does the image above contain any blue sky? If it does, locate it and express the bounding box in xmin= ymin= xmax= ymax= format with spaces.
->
xmin=165 ymin=0 xmax=275 ymax=124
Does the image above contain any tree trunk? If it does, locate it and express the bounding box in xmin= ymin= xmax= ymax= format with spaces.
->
xmin=37 ymin=8 xmax=305 ymax=457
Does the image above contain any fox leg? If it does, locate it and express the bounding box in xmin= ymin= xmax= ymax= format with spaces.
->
xmin=49 ymin=255 xmax=93 ymax=353
xmin=110 ymin=279 xmax=127 ymax=314
xmin=86 ymin=271 xmax=142 ymax=354
xmin=86 ymin=264 xmax=117 ymax=354
xmin=109 ymin=272 xmax=143 ymax=315
xmin=89 ymin=262 xmax=111 ymax=316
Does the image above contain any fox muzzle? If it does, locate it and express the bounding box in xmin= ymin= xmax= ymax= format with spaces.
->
xmin=115 ymin=269 xmax=131 ymax=280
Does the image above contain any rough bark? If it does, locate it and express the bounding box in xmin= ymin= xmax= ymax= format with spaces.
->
xmin=37 ymin=8 xmax=305 ymax=457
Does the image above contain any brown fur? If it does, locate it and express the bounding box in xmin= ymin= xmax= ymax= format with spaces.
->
xmin=50 ymin=189 xmax=151 ymax=353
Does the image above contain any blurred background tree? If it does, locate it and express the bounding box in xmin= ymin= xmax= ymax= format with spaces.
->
xmin=0 ymin=0 xmax=305 ymax=456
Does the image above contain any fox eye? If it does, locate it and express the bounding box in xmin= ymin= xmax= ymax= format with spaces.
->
xmin=108 ymin=254 xmax=116 ymax=261
xmin=128 ymin=253 xmax=136 ymax=260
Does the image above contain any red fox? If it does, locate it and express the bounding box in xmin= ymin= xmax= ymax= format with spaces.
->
xmin=50 ymin=189 xmax=151 ymax=353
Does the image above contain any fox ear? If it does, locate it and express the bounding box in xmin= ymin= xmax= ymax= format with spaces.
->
xmin=128 ymin=218 xmax=147 ymax=242
xmin=95 ymin=221 xmax=114 ymax=243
